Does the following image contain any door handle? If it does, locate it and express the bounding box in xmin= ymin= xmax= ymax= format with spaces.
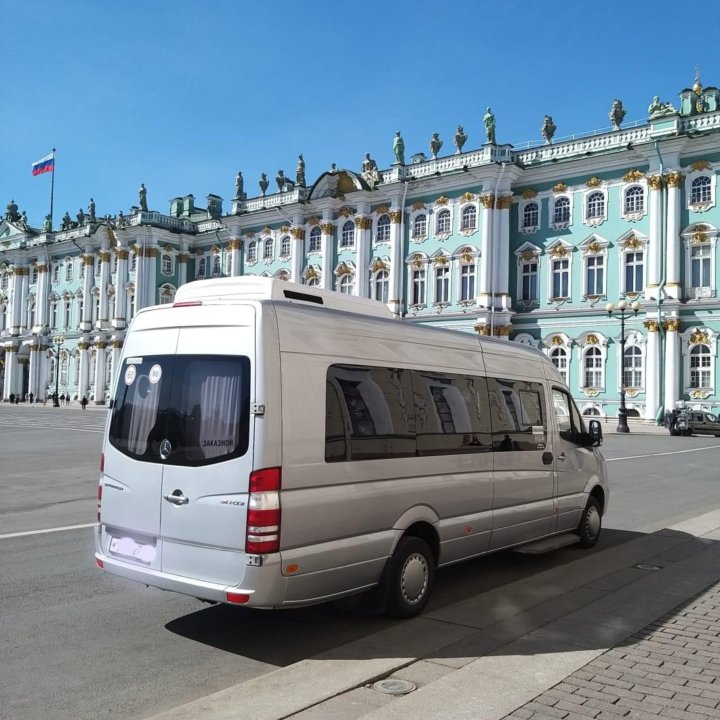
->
xmin=542 ymin=451 xmax=553 ymax=465
xmin=163 ymin=492 xmax=189 ymax=505
xmin=558 ymin=452 xmax=567 ymax=462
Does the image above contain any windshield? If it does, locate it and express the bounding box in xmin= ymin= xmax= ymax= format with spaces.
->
xmin=108 ymin=354 xmax=251 ymax=466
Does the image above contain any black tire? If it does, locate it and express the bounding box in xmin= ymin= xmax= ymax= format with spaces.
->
xmin=669 ymin=427 xmax=678 ymax=436
xmin=382 ymin=536 xmax=435 ymax=618
xmin=576 ymin=496 xmax=602 ymax=548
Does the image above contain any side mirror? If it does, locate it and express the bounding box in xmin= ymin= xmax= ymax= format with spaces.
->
xmin=108 ymin=398 xmax=114 ymax=410
xmin=587 ymin=419 xmax=603 ymax=446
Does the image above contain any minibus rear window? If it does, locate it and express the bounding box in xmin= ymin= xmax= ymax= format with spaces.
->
xmin=109 ymin=355 xmax=250 ymax=466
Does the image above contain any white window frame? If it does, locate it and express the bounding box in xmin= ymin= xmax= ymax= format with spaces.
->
xmin=308 ymin=226 xmax=322 ymax=253
xmin=160 ymin=252 xmax=174 ymax=277
xmin=681 ymin=328 xmax=717 ymax=394
xmin=372 ymin=269 xmax=389 ymax=303
xmin=686 ymin=169 xmax=716 ymax=213
xmin=584 ymin=189 xmax=607 ymax=227
xmin=622 ymin=184 xmax=647 ymax=221
xmin=454 ymin=246 xmax=478 ymax=305
xmin=65 ymin=258 xmax=74 ymax=282
xmin=580 ymin=237 xmax=609 ymax=299
xmin=263 ymin=238 xmax=274 ymax=261
xmin=546 ymin=243 xmax=573 ymax=301
xmin=411 ymin=211 xmax=428 ymax=242
xmin=337 ymin=272 xmax=354 ymax=294
xmin=340 ymin=220 xmax=355 ymax=248
xmin=577 ymin=333 xmax=607 ymax=392
xmin=459 ymin=204 xmax=478 ymax=235
xmin=683 ymin=225 xmax=717 ymax=299
xmin=280 ymin=235 xmax=291 ymax=258
xmin=519 ymin=200 xmax=539 ymax=234
xmin=375 ymin=214 xmax=391 ymax=245
xmin=435 ymin=208 xmax=451 ymax=237
xmin=550 ymin=194 xmax=572 ymax=230
xmin=406 ymin=255 xmax=429 ymax=308
xmin=196 ymin=256 xmax=206 ymax=278
xmin=549 ymin=347 xmax=569 ymax=383
xmin=433 ymin=260 xmax=450 ymax=305
xmin=246 ymin=242 xmax=257 ymax=264
xmin=618 ymin=235 xmax=647 ymax=296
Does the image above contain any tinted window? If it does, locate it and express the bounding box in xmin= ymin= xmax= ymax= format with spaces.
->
xmin=109 ymin=354 xmax=250 ymax=466
xmin=552 ymin=387 xmax=585 ymax=443
xmin=487 ymin=378 xmax=546 ymax=451
xmin=325 ymin=365 xmax=415 ymax=462
xmin=412 ymin=372 xmax=491 ymax=455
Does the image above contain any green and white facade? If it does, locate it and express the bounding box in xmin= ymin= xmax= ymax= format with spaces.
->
xmin=2 ymin=77 xmax=720 ymax=419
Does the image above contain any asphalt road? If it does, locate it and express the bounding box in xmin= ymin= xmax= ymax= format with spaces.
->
xmin=1 ymin=405 xmax=719 ymax=720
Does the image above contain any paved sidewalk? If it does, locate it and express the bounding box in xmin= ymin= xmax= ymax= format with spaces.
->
xmin=144 ymin=510 xmax=720 ymax=720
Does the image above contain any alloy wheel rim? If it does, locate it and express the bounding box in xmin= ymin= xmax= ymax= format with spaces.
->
xmin=401 ymin=553 xmax=428 ymax=605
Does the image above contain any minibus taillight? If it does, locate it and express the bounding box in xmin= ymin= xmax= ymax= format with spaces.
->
xmin=246 ymin=467 xmax=281 ymax=554
xmin=97 ymin=482 xmax=102 ymax=523
xmin=173 ymin=300 xmax=203 ymax=307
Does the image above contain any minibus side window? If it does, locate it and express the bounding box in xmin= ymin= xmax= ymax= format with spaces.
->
xmin=487 ymin=378 xmax=547 ymax=451
xmin=412 ymin=372 xmax=492 ymax=455
xmin=325 ymin=365 xmax=415 ymax=462
xmin=552 ymin=388 xmax=585 ymax=443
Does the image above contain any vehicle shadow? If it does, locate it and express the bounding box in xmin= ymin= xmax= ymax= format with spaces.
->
xmin=165 ymin=527 xmax=653 ymax=666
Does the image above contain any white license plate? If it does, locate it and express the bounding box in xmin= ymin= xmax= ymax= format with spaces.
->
xmin=109 ymin=536 xmax=157 ymax=563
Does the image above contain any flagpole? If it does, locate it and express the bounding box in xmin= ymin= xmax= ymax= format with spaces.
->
xmin=49 ymin=148 xmax=56 ymax=229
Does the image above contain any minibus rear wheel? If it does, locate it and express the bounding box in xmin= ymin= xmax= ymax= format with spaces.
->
xmin=384 ymin=536 xmax=435 ymax=618
xmin=576 ymin=496 xmax=602 ymax=548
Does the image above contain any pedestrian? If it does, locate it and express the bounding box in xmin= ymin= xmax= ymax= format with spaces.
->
xmin=14 ymin=394 xmax=19 ymax=405
xmin=60 ymin=393 xmax=65 ymax=405
xmin=81 ymin=396 xmax=88 ymax=411
xmin=43 ymin=394 xmax=47 ymax=406
xmin=9 ymin=392 xmax=14 ymax=404
xmin=67 ymin=394 xmax=71 ymax=406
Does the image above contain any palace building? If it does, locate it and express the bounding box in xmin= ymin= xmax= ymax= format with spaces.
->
xmin=2 ymin=74 xmax=720 ymax=421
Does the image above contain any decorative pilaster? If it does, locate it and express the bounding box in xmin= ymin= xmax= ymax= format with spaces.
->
xmin=644 ymin=320 xmax=660 ymax=420
xmin=138 ymin=246 xmax=158 ymax=310
xmin=3 ymin=345 xmax=19 ymax=400
xmin=28 ymin=342 xmax=42 ymax=398
xmin=110 ymin=339 xmax=123 ymax=388
xmin=97 ymin=252 xmax=110 ymax=328
xmin=388 ymin=208 xmax=403 ymax=316
xmin=355 ymin=216 xmax=372 ymax=298
xmin=113 ymin=249 xmax=128 ymax=329
xmin=477 ymin=194 xmax=495 ymax=306
xmin=93 ymin=340 xmax=107 ymax=404
xmin=9 ymin=267 xmax=27 ymax=334
xmin=646 ymin=175 xmax=663 ymax=299
xmin=18 ymin=267 xmax=30 ymax=334
xmin=320 ymin=220 xmax=334 ymax=290
xmin=290 ymin=227 xmax=304 ymax=283
xmin=495 ymin=195 xmax=513 ymax=309
xmin=664 ymin=318 xmax=681 ymax=410
xmin=80 ymin=254 xmax=94 ymax=331
xmin=665 ymin=171 xmax=684 ymax=299
xmin=77 ymin=340 xmax=91 ymax=400
xmin=35 ymin=264 xmax=49 ymax=329
xmin=226 ymin=240 xmax=241 ymax=279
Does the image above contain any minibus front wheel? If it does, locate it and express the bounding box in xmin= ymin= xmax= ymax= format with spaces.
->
xmin=576 ymin=496 xmax=602 ymax=548
xmin=383 ymin=536 xmax=435 ymax=618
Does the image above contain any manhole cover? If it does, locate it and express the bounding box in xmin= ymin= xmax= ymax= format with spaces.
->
xmin=635 ymin=563 xmax=662 ymax=571
xmin=372 ymin=679 xmax=417 ymax=695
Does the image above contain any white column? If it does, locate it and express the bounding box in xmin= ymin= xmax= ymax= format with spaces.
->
xmin=646 ymin=177 xmax=662 ymax=299
xmin=80 ymin=253 xmax=94 ymax=331
xmin=496 ymin=196 xmax=512 ymax=309
xmin=477 ymin=195 xmax=494 ymax=306
xmin=78 ymin=341 xmax=91 ymax=400
xmin=113 ymin=249 xmax=128 ymax=329
xmin=388 ymin=208 xmax=403 ymax=316
xmin=354 ymin=216 xmax=372 ymax=298
xmin=290 ymin=228 xmax=304 ymax=283
xmin=35 ymin=264 xmax=49 ymax=329
xmin=138 ymin=247 xmax=157 ymax=310
xmin=98 ymin=252 xmax=110 ymax=328
xmin=664 ymin=319 xmax=681 ymax=410
xmin=644 ymin=320 xmax=660 ymax=420
xmin=110 ymin=339 xmax=123 ymax=388
xmin=3 ymin=346 xmax=19 ymax=399
xmin=18 ymin=268 xmax=29 ymax=334
xmin=228 ymin=240 xmax=241 ymax=278
xmin=9 ymin=268 xmax=25 ymax=333
xmin=28 ymin=344 xmax=41 ymax=398
xmin=93 ymin=340 xmax=107 ymax=405
xmin=320 ymin=220 xmax=334 ymax=290
xmin=665 ymin=172 xmax=683 ymax=300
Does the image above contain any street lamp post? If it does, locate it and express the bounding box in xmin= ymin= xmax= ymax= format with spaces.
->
xmin=52 ymin=334 xmax=64 ymax=408
xmin=606 ymin=300 xmax=641 ymax=433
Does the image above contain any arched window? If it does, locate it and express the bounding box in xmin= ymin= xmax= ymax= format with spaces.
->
xmin=586 ymin=192 xmax=605 ymax=220
xmin=52 ymin=264 xmax=60 ymax=283
xmin=550 ymin=347 xmax=568 ymax=383
xmin=337 ymin=273 xmax=354 ymax=294
xmin=65 ymin=260 xmax=73 ymax=282
xmin=623 ymin=346 xmax=642 ymax=387
xmin=196 ymin=257 xmax=206 ymax=277
xmin=63 ymin=296 xmax=72 ymax=328
xmin=280 ymin=236 xmax=291 ymax=257
xmin=584 ymin=347 xmax=602 ymax=388
xmin=691 ymin=176 xmax=712 ymax=205
xmin=523 ymin=202 xmax=539 ymax=228
xmin=340 ymin=221 xmax=355 ymax=248
xmin=79 ymin=260 xmax=86 ymax=281
xmin=553 ymin=197 xmax=570 ymax=224
xmin=413 ymin=213 xmax=427 ymax=238
xmin=247 ymin=242 xmax=257 ymax=263
xmin=60 ymin=355 xmax=68 ymax=386
xmin=161 ymin=253 xmax=173 ymax=276
xmin=264 ymin=238 xmax=274 ymax=260
xmin=435 ymin=209 xmax=451 ymax=235
xmin=376 ymin=215 xmax=391 ymax=243
xmin=307 ymin=276 xmax=320 ymax=287
xmin=212 ymin=254 xmax=221 ymax=276
xmin=373 ymin=270 xmax=389 ymax=303
xmin=460 ymin=205 xmax=476 ymax=231
xmin=308 ymin=226 xmax=322 ymax=252
xmin=690 ymin=345 xmax=712 ymax=388
xmin=624 ymin=186 xmax=644 ymax=214
xmin=411 ymin=267 xmax=426 ymax=305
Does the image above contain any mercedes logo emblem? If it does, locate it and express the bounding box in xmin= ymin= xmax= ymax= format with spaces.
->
xmin=160 ymin=439 xmax=172 ymax=459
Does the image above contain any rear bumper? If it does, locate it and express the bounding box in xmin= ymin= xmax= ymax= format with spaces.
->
xmin=94 ymin=524 xmax=287 ymax=607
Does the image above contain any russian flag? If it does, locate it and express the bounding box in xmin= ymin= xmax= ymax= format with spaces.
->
xmin=32 ymin=153 xmax=55 ymax=176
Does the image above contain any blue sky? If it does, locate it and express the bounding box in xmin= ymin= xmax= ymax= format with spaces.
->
xmin=2 ymin=0 xmax=719 ymax=227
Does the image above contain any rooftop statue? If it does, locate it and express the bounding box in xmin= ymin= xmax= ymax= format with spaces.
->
xmin=5 ymin=199 xmax=19 ymax=222
xmin=62 ymin=211 xmax=72 ymax=231
xmin=361 ymin=152 xmax=381 ymax=188
xmin=648 ymin=95 xmax=676 ymax=118
xmin=138 ymin=183 xmax=148 ymax=212
xmin=483 ymin=108 xmax=496 ymax=145
xmin=454 ymin=125 xmax=468 ymax=154
xmin=43 ymin=214 xmax=52 ymax=233
xmin=541 ymin=115 xmax=557 ymax=144
xmin=235 ymin=171 xmax=245 ymax=200
xmin=296 ymin=154 xmax=306 ymax=188
xmin=259 ymin=173 xmax=269 ymax=196
xmin=276 ymin=169 xmax=295 ymax=193
xmin=87 ymin=198 xmax=96 ymax=224
xmin=429 ymin=132 xmax=443 ymax=159
xmin=392 ymin=131 xmax=405 ymax=165
xmin=609 ymin=99 xmax=626 ymax=130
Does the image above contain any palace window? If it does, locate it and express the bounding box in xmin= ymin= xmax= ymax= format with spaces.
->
xmin=60 ymin=356 xmax=68 ymax=386
xmin=161 ymin=253 xmax=173 ymax=276
xmin=435 ymin=209 xmax=451 ymax=235
xmin=211 ymin=254 xmax=221 ymax=277
xmin=79 ymin=261 xmax=85 ymax=281
xmin=521 ymin=260 xmax=538 ymax=302
xmin=247 ymin=242 xmax=257 ymax=263
xmin=413 ymin=213 xmax=427 ymax=238
xmin=585 ymin=254 xmax=605 ymax=296
xmin=412 ymin=268 xmax=426 ymax=305
xmin=549 ymin=347 xmax=568 ymax=383
xmin=196 ymin=257 xmax=206 ymax=278
xmin=65 ymin=260 xmax=73 ymax=282
xmin=624 ymin=186 xmax=645 ymax=214
xmin=50 ymin=300 xmax=59 ymax=329
xmin=129 ymin=252 xmax=137 ymax=272
xmin=690 ymin=345 xmax=712 ymax=388
xmin=623 ymin=346 xmax=643 ymax=388
xmin=280 ymin=236 xmax=291 ymax=257
xmin=264 ymin=238 xmax=274 ymax=260
xmin=52 ymin=264 xmax=60 ymax=283
xmin=691 ymin=176 xmax=712 ymax=205
xmin=624 ymin=251 xmax=644 ymax=293
xmin=64 ymin=298 xmax=72 ymax=328
xmin=337 ymin=273 xmax=354 ymax=294
xmin=308 ymin=226 xmax=321 ymax=252
xmin=373 ymin=270 xmax=389 ymax=303
xmin=434 ymin=265 xmax=450 ymax=303
xmin=523 ymin=202 xmax=539 ymax=229
xmin=306 ymin=276 xmax=320 ymax=287
xmin=460 ymin=205 xmax=476 ymax=231
xmin=553 ymin=197 xmax=570 ymax=225
xmin=460 ymin=261 xmax=475 ymax=302
xmin=0 ymin=272 xmax=7 ymax=291
xmin=376 ymin=214 xmax=391 ymax=243
xmin=340 ymin=220 xmax=355 ymax=248
xmin=586 ymin=191 xmax=605 ymax=220
xmin=690 ymin=244 xmax=712 ymax=288
xmin=583 ymin=347 xmax=602 ymax=388
xmin=551 ymin=258 xmax=569 ymax=299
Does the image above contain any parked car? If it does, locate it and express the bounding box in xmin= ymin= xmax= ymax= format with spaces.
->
xmin=669 ymin=409 xmax=720 ymax=437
